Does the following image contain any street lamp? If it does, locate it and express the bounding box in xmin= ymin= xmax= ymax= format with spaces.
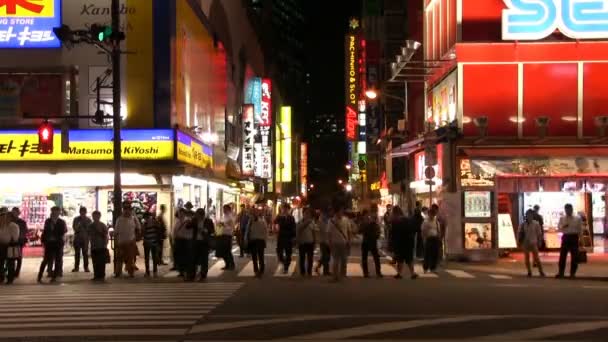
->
xmin=365 ymin=89 xmax=378 ymax=100
xmin=345 ymin=164 xmax=352 ymax=171
xmin=338 ymin=179 xmax=343 ymax=185
xmin=345 ymin=184 xmax=353 ymax=192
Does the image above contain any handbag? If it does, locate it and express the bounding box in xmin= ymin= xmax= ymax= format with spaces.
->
xmin=517 ymin=224 xmax=526 ymax=245
xmin=577 ymin=249 xmax=588 ymax=264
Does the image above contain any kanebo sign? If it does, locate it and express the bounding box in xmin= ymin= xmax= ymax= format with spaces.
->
xmin=502 ymin=0 xmax=608 ymax=40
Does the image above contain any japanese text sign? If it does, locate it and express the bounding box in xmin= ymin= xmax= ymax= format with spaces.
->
xmin=0 ymin=0 xmax=61 ymax=48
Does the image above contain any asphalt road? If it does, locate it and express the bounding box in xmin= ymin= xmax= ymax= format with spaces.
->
xmin=2 ymin=240 xmax=608 ymax=341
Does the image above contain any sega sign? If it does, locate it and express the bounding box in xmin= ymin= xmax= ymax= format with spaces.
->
xmin=502 ymin=0 xmax=608 ymax=40
xmin=0 ymin=0 xmax=61 ymax=48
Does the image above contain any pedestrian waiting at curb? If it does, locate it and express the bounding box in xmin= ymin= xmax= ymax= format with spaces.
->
xmin=248 ymin=207 xmax=268 ymax=278
xmin=89 ymin=211 xmax=109 ymax=281
xmin=360 ymin=207 xmax=383 ymax=278
xmin=518 ymin=209 xmax=545 ymax=278
xmin=0 ymin=207 xmax=20 ymax=285
xmin=556 ymin=203 xmax=583 ymax=279
xmin=391 ymin=206 xmax=418 ymax=280
xmin=37 ymin=206 xmax=67 ymax=283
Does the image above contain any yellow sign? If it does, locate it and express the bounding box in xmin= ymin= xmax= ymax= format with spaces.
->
xmin=370 ymin=181 xmax=381 ymax=191
xmin=276 ymin=106 xmax=292 ymax=182
xmin=0 ymin=0 xmax=55 ymax=17
xmin=0 ymin=129 xmax=174 ymax=161
xmin=176 ymin=131 xmax=213 ymax=169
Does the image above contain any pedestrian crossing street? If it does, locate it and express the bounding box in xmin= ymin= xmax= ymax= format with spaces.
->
xmin=0 ymin=282 xmax=243 ymax=340
xmin=163 ymin=259 xmax=518 ymax=280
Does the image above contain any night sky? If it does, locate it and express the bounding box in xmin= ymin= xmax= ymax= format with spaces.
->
xmin=302 ymin=1 xmax=360 ymax=199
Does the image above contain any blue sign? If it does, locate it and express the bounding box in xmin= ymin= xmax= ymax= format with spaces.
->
xmin=502 ymin=0 xmax=608 ymax=40
xmin=0 ymin=0 xmax=61 ymax=48
xmin=245 ymin=77 xmax=262 ymax=118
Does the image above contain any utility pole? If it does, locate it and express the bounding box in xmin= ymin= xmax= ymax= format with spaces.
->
xmin=111 ymin=0 xmax=122 ymax=225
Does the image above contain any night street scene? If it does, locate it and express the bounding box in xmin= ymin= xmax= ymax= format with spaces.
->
xmin=1 ymin=0 xmax=608 ymax=341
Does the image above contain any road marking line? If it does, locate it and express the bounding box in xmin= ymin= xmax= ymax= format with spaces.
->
xmin=0 ymin=316 xmax=200 ymax=323
xmin=238 ymin=261 xmax=256 ymax=277
xmin=288 ymin=315 xmax=502 ymax=339
xmin=489 ymin=274 xmax=512 ymax=280
xmin=0 ymin=321 xmax=194 ymax=329
xmin=413 ymin=265 xmax=439 ymax=278
xmin=380 ymin=264 xmax=397 ymax=276
xmin=0 ymin=328 xmax=186 ymax=338
xmin=347 ymin=263 xmax=364 ymax=277
xmin=207 ymin=261 xmax=226 ymax=277
xmin=190 ymin=315 xmax=349 ymax=334
xmin=445 ymin=269 xmax=475 ymax=278
xmin=478 ymin=320 xmax=608 ymax=340
xmin=0 ymin=310 xmax=210 ymax=318
xmin=274 ymin=261 xmax=297 ymax=277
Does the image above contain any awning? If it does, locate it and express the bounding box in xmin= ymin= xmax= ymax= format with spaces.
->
xmin=463 ymin=147 xmax=608 ymax=158
xmin=390 ymin=137 xmax=425 ymax=158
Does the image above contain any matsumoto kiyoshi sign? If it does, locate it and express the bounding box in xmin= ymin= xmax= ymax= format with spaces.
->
xmin=0 ymin=129 xmax=174 ymax=161
xmin=502 ymin=0 xmax=608 ymax=40
xmin=176 ymin=130 xmax=213 ymax=169
xmin=0 ymin=0 xmax=61 ymax=48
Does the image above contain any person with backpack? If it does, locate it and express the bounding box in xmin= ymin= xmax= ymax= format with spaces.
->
xmin=518 ymin=209 xmax=545 ymax=277
xmin=189 ymin=208 xmax=215 ymax=281
xmin=360 ymin=207 xmax=383 ymax=278
xmin=0 ymin=208 xmax=20 ymax=285
xmin=248 ymin=208 xmax=268 ymax=278
xmin=296 ymin=207 xmax=316 ymax=277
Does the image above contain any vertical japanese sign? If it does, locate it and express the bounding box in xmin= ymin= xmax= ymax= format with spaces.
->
xmin=276 ymin=106 xmax=292 ymax=183
xmin=242 ymin=104 xmax=255 ymax=176
xmin=0 ymin=0 xmax=61 ymax=48
xmin=345 ymin=32 xmax=359 ymax=141
xmin=300 ymin=143 xmax=308 ymax=196
xmin=254 ymin=78 xmax=272 ymax=179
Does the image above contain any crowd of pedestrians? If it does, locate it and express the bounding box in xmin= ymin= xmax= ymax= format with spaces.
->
xmin=0 ymin=195 xmax=593 ymax=285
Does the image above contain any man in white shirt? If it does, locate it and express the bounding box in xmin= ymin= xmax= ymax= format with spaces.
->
xmin=219 ymin=205 xmax=236 ymax=270
xmin=421 ymin=206 xmax=441 ymax=273
xmin=556 ymin=203 xmax=583 ymax=278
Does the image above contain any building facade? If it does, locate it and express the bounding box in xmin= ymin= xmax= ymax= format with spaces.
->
xmin=395 ymin=0 xmax=608 ymax=260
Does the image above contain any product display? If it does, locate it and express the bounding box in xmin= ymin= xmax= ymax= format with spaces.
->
xmin=464 ymin=223 xmax=492 ymax=249
xmin=464 ymin=191 xmax=492 ymax=218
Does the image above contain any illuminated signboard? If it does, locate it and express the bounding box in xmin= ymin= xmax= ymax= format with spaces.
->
xmin=502 ymin=0 xmax=608 ymax=40
xmin=245 ymin=77 xmax=262 ymax=118
xmin=254 ymin=78 xmax=272 ymax=179
xmin=176 ymin=130 xmax=213 ymax=169
xmin=0 ymin=129 xmax=174 ymax=161
xmin=345 ymin=33 xmax=359 ymax=141
xmin=0 ymin=0 xmax=61 ymax=48
xmin=300 ymin=143 xmax=308 ymax=196
xmin=276 ymin=106 xmax=292 ymax=183
xmin=242 ymin=104 xmax=255 ymax=176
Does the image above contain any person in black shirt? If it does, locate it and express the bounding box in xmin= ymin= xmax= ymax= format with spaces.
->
xmin=274 ymin=204 xmax=296 ymax=274
xmin=189 ymin=209 xmax=215 ymax=281
xmin=10 ymin=207 xmax=27 ymax=278
xmin=37 ymin=207 xmax=67 ymax=283
xmin=391 ymin=206 xmax=418 ymax=280
xmin=360 ymin=207 xmax=383 ymax=278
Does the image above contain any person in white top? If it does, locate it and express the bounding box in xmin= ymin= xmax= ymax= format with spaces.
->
xmin=421 ymin=206 xmax=441 ymax=273
xmin=218 ymin=205 xmax=236 ymax=270
xmin=114 ymin=203 xmax=141 ymax=277
xmin=0 ymin=208 xmax=20 ymax=284
xmin=518 ymin=209 xmax=545 ymax=277
xmin=556 ymin=203 xmax=583 ymax=278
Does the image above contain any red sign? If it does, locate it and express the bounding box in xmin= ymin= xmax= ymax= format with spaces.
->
xmin=260 ymin=78 xmax=272 ymax=127
xmin=300 ymin=143 xmax=308 ymax=196
xmin=346 ymin=106 xmax=357 ymax=140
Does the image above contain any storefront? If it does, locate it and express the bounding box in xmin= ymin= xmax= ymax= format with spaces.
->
xmin=459 ymin=151 xmax=608 ymax=255
xmin=0 ymin=127 xmax=244 ymax=256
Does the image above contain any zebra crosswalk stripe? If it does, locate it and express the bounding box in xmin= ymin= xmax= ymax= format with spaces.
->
xmin=275 ymin=261 xmax=297 ymax=277
xmin=489 ymin=274 xmax=513 ymax=280
xmin=413 ymin=264 xmax=439 ymax=278
xmin=445 ymin=269 xmax=476 ymax=278
xmin=238 ymin=261 xmax=256 ymax=277
xmin=0 ymin=282 xmax=242 ymax=339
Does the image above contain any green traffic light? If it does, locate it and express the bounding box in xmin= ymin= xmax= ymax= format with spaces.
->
xmin=97 ymin=26 xmax=112 ymax=42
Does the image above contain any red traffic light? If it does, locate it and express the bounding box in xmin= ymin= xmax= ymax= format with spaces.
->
xmin=38 ymin=121 xmax=54 ymax=154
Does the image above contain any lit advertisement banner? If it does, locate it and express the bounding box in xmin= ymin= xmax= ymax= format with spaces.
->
xmin=276 ymin=106 xmax=292 ymax=183
xmin=176 ymin=130 xmax=213 ymax=169
xmin=254 ymin=78 xmax=272 ymax=179
xmin=502 ymin=0 xmax=608 ymax=40
xmin=345 ymin=33 xmax=359 ymax=141
xmin=300 ymin=143 xmax=308 ymax=196
xmin=245 ymin=77 xmax=262 ymax=118
xmin=0 ymin=129 xmax=174 ymax=161
xmin=242 ymin=104 xmax=255 ymax=176
xmin=0 ymin=0 xmax=61 ymax=48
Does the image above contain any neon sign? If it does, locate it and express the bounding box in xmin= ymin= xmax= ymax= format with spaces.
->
xmin=0 ymin=0 xmax=60 ymax=48
xmin=502 ymin=0 xmax=608 ymax=40
xmin=254 ymin=78 xmax=272 ymax=179
xmin=242 ymin=104 xmax=255 ymax=176
xmin=345 ymin=33 xmax=359 ymax=141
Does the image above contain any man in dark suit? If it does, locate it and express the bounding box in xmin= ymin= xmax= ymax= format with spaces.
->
xmin=10 ymin=207 xmax=27 ymax=278
xmin=37 ymin=207 xmax=67 ymax=283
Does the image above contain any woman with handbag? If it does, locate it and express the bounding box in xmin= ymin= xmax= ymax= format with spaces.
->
xmin=89 ymin=211 xmax=109 ymax=281
xmin=0 ymin=208 xmax=20 ymax=284
xmin=518 ymin=209 xmax=546 ymax=277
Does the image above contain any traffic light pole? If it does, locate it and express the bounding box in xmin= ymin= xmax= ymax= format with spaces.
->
xmin=111 ymin=0 xmax=123 ymax=275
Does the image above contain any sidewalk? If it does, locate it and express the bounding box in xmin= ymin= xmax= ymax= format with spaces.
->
xmin=458 ymin=252 xmax=608 ymax=280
